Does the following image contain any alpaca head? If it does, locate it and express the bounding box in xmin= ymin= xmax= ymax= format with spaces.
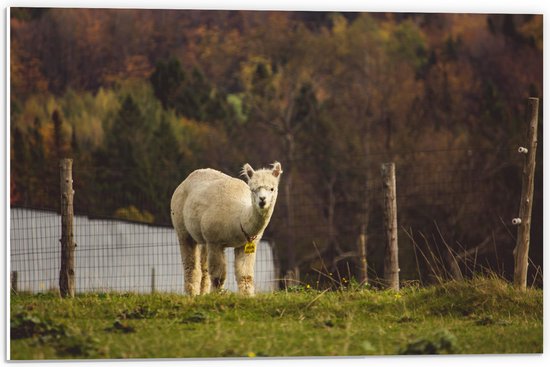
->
xmin=242 ymin=161 xmax=283 ymax=214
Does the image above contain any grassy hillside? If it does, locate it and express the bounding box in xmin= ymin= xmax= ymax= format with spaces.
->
xmin=10 ymin=276 xmax=542 ymax=359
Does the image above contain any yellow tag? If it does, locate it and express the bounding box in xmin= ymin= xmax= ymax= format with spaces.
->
xmin=244 ymin=241 xmax=256 ymax=254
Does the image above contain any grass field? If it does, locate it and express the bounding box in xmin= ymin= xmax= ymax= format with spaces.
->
xmin=10 ymin=276 xmax=543 ymax=360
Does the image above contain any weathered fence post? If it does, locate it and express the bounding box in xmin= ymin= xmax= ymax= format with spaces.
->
xmin=11 ymin=271 xmax=18 ymax=293
xmin=283 ymin=267 xmax=300 ymax=289
xmin=381 ymin=162 xmax=399 ymax=291
xmin=513 ymin=97 xmax=539 ymax=290
xmin=59 ymin=158 xmax=76 ymax=297
xmin=151 ymin=267 xmax=156 ymax=293
xmin=357 ymin=224 xmax=368 ymax=285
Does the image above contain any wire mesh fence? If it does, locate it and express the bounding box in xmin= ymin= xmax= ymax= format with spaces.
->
xmin=10 ymin=207 xmax=278 ymax=294
xmin=366 ymin=150 xmax=520 ymax=283
xmin=272 ymin=146 xmax=542 ymax=287
xmin=9 ymin=142 xmax=543 ymax=293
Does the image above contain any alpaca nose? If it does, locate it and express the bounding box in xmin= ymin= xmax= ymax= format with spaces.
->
xmin=259 ymin=196 xmax=266 ymax=207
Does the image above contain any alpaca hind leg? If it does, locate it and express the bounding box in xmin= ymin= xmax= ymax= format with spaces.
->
xmin=207 ymin=244 xmax=226 ymax=291
xmin=199 ymin=244 xmax=211 ymax=294
xmin=234 ymin=246 xmax=256 ymax=296
xmin=179 ymin=234 xmax=201 ymax=296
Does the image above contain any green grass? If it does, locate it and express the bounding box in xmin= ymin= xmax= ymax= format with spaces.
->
xmin=10 ymin=276 xmax=543 ymax=359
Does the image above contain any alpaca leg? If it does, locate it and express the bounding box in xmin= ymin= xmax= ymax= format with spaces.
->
xmin=234 ymin=245 xmax=256 ymax=296
xmin=199 ymin=244 xmax=211 ymax=295
xmin=208 ymin=244 xmax=226 ymax=291
xmin=178 ymin=234 xmax=201 ymax=296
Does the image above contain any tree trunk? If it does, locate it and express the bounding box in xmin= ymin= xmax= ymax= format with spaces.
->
xmin=358 ymin=224 xmax=368 ymax=284
xmin=284 ymin=133 xmax=296 ymax=273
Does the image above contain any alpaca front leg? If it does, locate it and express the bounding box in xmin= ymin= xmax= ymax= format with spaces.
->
xmin=234 ymin=245 xmax=256 ymax=296
xmin=207 ymin=244 xmax=226 ymax=291
xmin=180 ymin=240 xmax=201 ymax=296
xmin=199 ymin=244 xmax=211 ymax=295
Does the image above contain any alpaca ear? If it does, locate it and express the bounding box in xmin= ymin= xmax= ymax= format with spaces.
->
xmin=272 ymin=161 xmax=283 ymax=178
xmin=242 ymin=163 xmax=254 ymax=181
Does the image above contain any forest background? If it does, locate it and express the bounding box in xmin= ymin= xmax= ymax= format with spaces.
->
xmin=9 ymin=9 xmax=543 ymax=284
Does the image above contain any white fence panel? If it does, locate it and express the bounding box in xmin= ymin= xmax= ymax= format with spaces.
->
xmin=10 ymin=208 xmax=277 ymax=293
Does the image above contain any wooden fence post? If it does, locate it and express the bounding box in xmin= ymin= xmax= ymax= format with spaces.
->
xmin=11 ymin=271 xmax=18 ymax=293
xmin=151 ymin=267 xmax=156 ymax=293
xmin=513 ymin=97 xmax=539 ymax=290
xmin=59 ymin=158 xmax=76 ymax=297
xmin=357 ymin=224 xmax=368 ymax=285
xmin=381 ymin=162 xmax=399 ymax=291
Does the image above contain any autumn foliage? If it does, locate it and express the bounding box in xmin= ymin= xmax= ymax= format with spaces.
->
xmin=10 ymin=9 xmax=543 ymax=283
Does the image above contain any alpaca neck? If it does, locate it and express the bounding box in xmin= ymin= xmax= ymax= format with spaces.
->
xmin=240 ymin=204 xmax=271 ymax=240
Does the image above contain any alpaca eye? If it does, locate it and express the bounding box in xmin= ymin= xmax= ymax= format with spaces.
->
xmin=270 ymin=188 xmax=274 ymax=191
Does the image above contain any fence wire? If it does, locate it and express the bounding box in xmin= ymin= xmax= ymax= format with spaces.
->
xmin=274 ymin=147 xmax=541 ymax=286
xmin=9 ymin=146 xmax=543 ymax=292
xmin=10 ymin=207 xmax=278 ymax=294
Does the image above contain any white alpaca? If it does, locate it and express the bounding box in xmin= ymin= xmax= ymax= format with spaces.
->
xmin=170 ymin=162 xmax=282 ymax=296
